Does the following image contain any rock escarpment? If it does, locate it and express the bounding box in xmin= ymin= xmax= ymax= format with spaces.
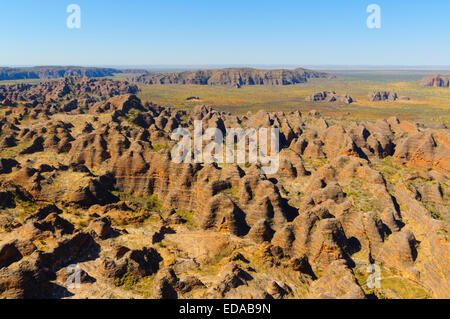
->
xmin=0 ymin=66 xmax=148 ymax=81
xmin=133 ymin=67 xmax=335 ymax=86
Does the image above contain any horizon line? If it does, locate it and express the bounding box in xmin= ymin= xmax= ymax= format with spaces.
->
xmin=2 ymin=64 xmax=450 ymax=70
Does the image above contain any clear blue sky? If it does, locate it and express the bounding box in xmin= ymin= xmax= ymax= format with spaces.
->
xmin=1 ymin=0 xmax=449 ymax=66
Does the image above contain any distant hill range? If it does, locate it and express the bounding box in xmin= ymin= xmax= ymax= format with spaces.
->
xmin=133 ymin=67 xmax=335 ymax=86
xmin=420 ymin=74 xmax=450 ymax=88
xmin=0 ymin=66 xmax=148 ymax=81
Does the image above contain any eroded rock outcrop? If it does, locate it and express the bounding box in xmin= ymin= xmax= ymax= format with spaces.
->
xmin=420 ymin=75 xmax=450 ymax=88
xmin=306 ymin=91 xmax=354 ymax=104
xmin=134 ymin=67 xmax=335 ymax=86
xmin=0 ymin=77 xmax=448 ymax=299
xmin=369 ymin=91 xmax=398 ymax=102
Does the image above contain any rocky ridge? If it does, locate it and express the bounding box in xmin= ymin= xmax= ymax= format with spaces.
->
xmin=0 ymin=66 xmax=148 ymax=81
xmin=133 ymin=68 xmax=335 ymax=86
xmin=0 ymin=77 xmax=139 ymax=112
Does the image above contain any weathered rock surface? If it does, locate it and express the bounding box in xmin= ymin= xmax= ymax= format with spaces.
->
xmin=0 ymin=76 xmax=448 ymax=299
xmin=420 ymin=75 xmax=450 ymax=88
xmin=309 ymin=260 xmax=366 ymax=299
xmin=0 ymin=66 xmax=148 ymax=81
xmin=134 ymin=67 xmax=335 ymax=86
xmin=306 ymin=91 xmax=353 ymax=104
xmin=369 ymin=91 xmax=398 ymax=102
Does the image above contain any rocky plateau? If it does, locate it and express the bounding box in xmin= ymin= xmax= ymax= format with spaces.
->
xmin=133 ymin=68 xmax=335 ymax=87
xmin=0 ymin=77 xmax=448 ymax=299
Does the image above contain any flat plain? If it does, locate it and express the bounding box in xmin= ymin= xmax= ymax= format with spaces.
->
xmin=129 ymin=69 xmax=450 ymax=124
